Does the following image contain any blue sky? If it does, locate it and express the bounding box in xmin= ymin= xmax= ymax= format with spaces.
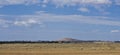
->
xmin=0 ymin=0 xmax=120 ymax=41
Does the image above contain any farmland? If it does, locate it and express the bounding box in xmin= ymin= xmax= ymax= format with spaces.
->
xmin=0 ymin=43 xmax=120 ymax=55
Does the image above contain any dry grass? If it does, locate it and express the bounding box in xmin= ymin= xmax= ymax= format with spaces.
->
xmin=0 ymin=43 xmax=120 ymax=55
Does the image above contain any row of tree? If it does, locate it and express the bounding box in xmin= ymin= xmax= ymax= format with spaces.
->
xmin=0 ymin=40 xmax=120 ymax=44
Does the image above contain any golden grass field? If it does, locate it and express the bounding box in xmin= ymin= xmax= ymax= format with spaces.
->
xmin=0 ymin=43 xmax=120 ymax=55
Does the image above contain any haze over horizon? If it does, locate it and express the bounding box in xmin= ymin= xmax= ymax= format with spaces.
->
xmin=0 ymin=0 xmax=120 ymax=41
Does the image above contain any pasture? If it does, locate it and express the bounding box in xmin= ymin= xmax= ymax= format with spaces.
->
xmin=0 ymin=43 xmax=120 ymax=55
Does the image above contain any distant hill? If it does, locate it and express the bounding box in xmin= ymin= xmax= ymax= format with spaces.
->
xmin=58 ymin=38 xmax=80 ymax=42
xmin=0 ymin=38 xmax=118 ymax=44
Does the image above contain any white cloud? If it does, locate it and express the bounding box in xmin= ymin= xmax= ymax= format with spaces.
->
xmin=115 ymin=0 xmax=120 ymax=5
xmin=50 ymin=0 xmax=111 ymax=7
xmin=1 ymin=11 xmax=120 ymax=28
xmin=0 ymin=0 xmax=119 ymax=12
xmin=78 ymin=7 xmax=89 ymax=12
xmin=0 ymin=19 xmax=11 ymax=28
xmin=7 ymin=12 xmax=120 ymax=26
xmin=2 ymin=0 xmax=120 ymax=8
xmin=0 ymin=0 xmax=112 ymax=6
xmin=0 ymin=0 xmax=40 ymax=6
xmin=49 ymin=0 xmax=112 ymax=12
xmin=0 ymin=18 xmax=43 ymax=27
xmin=41 ymin=4 xmax=47 ymax=7
xmin=42 ymin=0 xmax=49 ymax=4
xmin=111 ymin=30 xmax=120 ymax=33
xmin=14 ymin=18 xmax=42 ymax=27
xmin=0 ymin=0 xmax=113 ymax=9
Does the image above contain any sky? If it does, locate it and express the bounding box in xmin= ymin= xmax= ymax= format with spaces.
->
xmin=0 ymin=0 xmax=120 ymax=41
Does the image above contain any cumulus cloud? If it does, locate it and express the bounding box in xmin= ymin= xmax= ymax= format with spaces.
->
xmin=1 ymin=12 xmax=120 ymax=27
xmin=14 ymin=19 xmax=42 ymax=27
xmin=0 ymin=0 xmax=40 ymax=7
xmin=51 ymin=0 xmax=112 ymax=6
xmin=111 ymin=30 xmax=120 ymax=33
xmin=50 ymin=0 xmax=112 ymax=12
xmin=78 ymin=7 xmax=89 ymax=12
xmin=0 ymin=18 xmax=43 ymax=28
xmin=24 ymin=12 xmax=120 ymax=26
xmin=0 ymin=0 xmax=120 ymax=13
xmin=115 ymin=0 xmax=120 ymax=5
xmin=0 ymin=19 xmax=11 ymax=28
xmin=0 ymin=0 xmax=114 ymax=10
xmin=0 ymin=0 xmax=112 ymax=6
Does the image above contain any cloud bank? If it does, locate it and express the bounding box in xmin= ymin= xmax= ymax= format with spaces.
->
xmin=0 ymin=0 xmax=119 ymax=13
xmin=0 ymin=12 xmax=120 ymax=28
xmin=0 ymin=0 xmax=118 ymax=9
xmin=0 ymin=0 xmax=112 ymax=6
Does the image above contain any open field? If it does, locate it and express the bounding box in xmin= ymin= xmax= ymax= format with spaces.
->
xmin=0 ymin=43 xmax=120 ymax=55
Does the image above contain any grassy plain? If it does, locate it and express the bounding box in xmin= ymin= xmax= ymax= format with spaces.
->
xmin=0 ymin=43 xmax=120 ymax=55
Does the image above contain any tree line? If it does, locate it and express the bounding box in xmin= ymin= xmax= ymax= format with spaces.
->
xmin=0 ymin=40 xmax=120 ymax=44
